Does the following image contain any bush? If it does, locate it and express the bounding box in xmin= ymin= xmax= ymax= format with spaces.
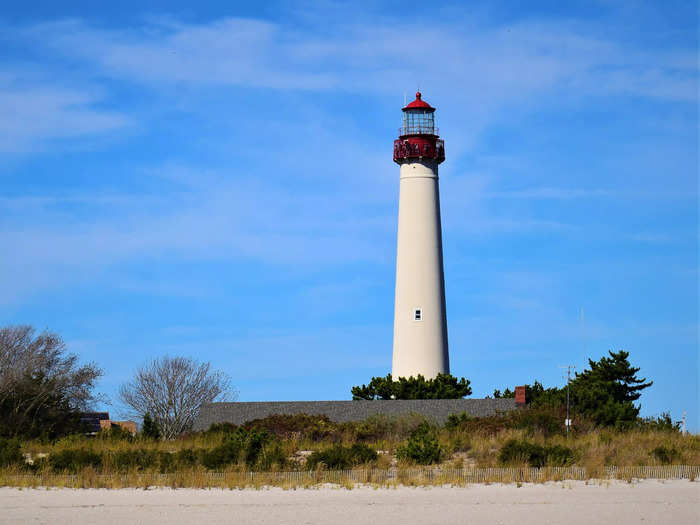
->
xmin=0 ymin=437 xmax=22 ymax=467
xmin=498 ymin=439 xmax=575 ymax=467
xmin=111 ymin=449 xmax=158 ymax=471
xmin=651 ymin=445 xmax=680 ymax=465
xmin=243 ymin=429 xmax=271 ymax=467
xmin=445 ymin=406 xmax=591 ymax=437
xmin=49 ymin=449 xmax=102 ymax=472
xmin=201 ymin=433 xmax=245 ymax=470
xmin=445 ymin=413 xmax=473 ymax=430
xmin=243 ymin=414 xmax=337 ymax=441
xmin=142 ymin=413 xmax=161 ymax=440
xmin=204 ymin=422 xmax=238 ymax=435
xmin=344 ymin=414 xmax=429 ymax=442
xmin=200 ymin=428 xmax=274 ymax=470
xmin=638 ymin=414 xmax=681 ymax=433
xmin=174 ymin=448 xmax=199 ymax=468
xmin=156 ymin=451 xmax=175 ymax=472
xmin=510 ymin=407 xmax=564 ymax=437
xmin=396 ymin=423 xmax=442 ymax=465
xmin=256 ymin=443 xmax=288 ymax=470
xmin=306 ymin=443 xmax=378 ymax=470
xmin=99 ymin=424 xmax=134 ymax=442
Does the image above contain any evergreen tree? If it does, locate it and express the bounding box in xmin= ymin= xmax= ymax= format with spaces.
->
xmin=492 ymin=350 xmax=653 ymax=427
xmin=142 ymin=412 xmax=161 ymax=440
xmin=569 ymin=350 xmax=652 ymax=427
xmin=351 ymin=373 xmax=471 ymax=400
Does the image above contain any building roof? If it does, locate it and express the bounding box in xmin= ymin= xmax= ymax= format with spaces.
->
xmin=194 ymin=398 xmax=517 ymax=430
xmin=403 ymin=91 xmax=435 ymax=111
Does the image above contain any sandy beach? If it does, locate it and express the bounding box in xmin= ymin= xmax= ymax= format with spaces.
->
xmin=1 ymin=479 xmax=698 ymax=525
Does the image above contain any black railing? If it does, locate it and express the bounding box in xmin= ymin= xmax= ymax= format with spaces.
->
xmin=393 ymin=139 xmax=445 ymax=162
xmin=398 ymin=125 xmax=439 ymax=136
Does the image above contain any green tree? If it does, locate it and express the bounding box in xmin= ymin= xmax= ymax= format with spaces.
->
xmin=351 ymin=373 xmax=472 ymax=400
xmin=493 ymin=381 xmax=562 ymax=406
xmin=492 ymin=350 xmax=653 ymax=428
xmin=141 ymin=413 xmax=161 ymax=440
xmin=0 ymin=326 xmax=103 ymax=439
xmin=569 ymin=350 xmax=652 ymax=427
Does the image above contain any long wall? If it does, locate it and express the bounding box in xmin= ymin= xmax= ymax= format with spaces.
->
xmin=194 ymin=399 xmax=517 ymax=430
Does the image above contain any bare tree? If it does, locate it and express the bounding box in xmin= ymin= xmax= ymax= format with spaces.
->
xmin=119 ymin=356 xmax=234 ymax=439
xmin=0 ymin=325 xmax=103 ymax=438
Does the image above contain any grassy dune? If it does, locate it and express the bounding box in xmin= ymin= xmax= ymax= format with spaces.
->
xmin=2 ymin=411 xmax=698 ymax=488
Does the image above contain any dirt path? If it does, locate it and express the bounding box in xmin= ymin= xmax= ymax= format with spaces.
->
xmin=1 ymin=479 xmax=698 ymax=524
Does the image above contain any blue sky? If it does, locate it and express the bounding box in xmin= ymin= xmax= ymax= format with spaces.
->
xmin=1 ymin=1 xmax=697 ymax=429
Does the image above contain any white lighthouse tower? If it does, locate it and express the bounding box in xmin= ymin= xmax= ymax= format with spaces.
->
xmin=391 ymin=92 xmax=449 ymax=379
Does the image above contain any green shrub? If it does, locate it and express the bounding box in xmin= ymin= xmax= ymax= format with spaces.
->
xmin=174 ymin=448 xmax=199 ymax=468
xmin=49 ymin=449 xmax=102 ymax=472
xmin=156 ymin=451 xmax=175 ymax=472
xmin=346 ymin=416 xmax=392 ymax=441
xmin=396 ymin=423 xmax=442 ymax=465
xmin=349 ymin=443 xmax=379 ymax=464
xmin=141 ymin=413 xmax=161 ymax=440
xmin=99 ymin=424 xmax=134 ymax=442
xmin=0 ymin=437 xmax=22 ymax=467
xmin=306 ymin=443 xmax=378 ymax=470
xmin=111 ymin=449 xmax=158 ymax=471
xmin=243 ymin=429 xmax=271 ymax=467
xmin=256 ymin=443 xmax=287 ymax=470
xmin=638 ymin=414 xmax=681 ymax=433
xmin=445 ymin=413 xmax=473 ymax=430
xmin=201 ymin=434 xmax=245 ymax=470
xmin=345 ymin=414 xmax=429 ymax=442
xmin=204 ymin=422 xmax=237 ymax=436
xmin=243 ymin=414 xmax=337 ymax=441
xmin=651 ymin=445 xmax=680 ymax=465
xmin=200 ymin=428 xmax=274 ymax=470
xmin=511 ymin=408 xmax=563 ymax=437
xmin=445 ymin=407 xmax=589 ymax=437
xmin=448 ymin=434 xmax=471 ymax=453
xmin=498 ymin=439 xmax=575 ymax=467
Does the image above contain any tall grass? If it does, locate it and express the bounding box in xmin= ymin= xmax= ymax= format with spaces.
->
xmin=4 ymin=411 xmax=698 ymax=487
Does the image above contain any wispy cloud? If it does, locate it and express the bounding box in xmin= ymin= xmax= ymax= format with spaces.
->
xmin=0 ymin=73 xmax=130 ymax=153
xmin=483 ymin=188 xmax=695 ymax=200
xmin=1 ymin=11 xmax=694 ymax=158
xmin=21 ymin=15 xmax=698 ymax=102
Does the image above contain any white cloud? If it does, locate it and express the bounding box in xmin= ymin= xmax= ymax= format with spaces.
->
xmin=3 ymin=13 xmax=694 ymax=157
xmin=22 ymin=16 xmax=697 ymax=104
xmin=0 ymin=74 xmax=130 ymax=153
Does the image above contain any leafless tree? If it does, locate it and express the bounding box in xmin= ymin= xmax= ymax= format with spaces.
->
xmin=0 ymin=325 xmax=103 ymax=437
xmin=119 ymin=356 xmax=234 ymax=439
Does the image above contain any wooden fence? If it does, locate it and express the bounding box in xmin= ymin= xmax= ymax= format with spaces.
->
xmin=2 ymin=465 xmax=698 ymax=488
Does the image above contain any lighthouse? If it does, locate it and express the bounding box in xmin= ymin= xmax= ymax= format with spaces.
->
xmin=391 ymin=92 xmax=449 ymax=379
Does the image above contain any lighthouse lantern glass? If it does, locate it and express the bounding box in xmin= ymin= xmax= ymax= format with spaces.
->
xmin=402 ymin=110 xmax=435 ymax=135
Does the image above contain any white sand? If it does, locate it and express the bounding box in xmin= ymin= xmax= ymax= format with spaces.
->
xmin=1 ymin=480 xmax=698 ymax=524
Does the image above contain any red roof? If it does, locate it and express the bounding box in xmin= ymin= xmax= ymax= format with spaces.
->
xmin=403 ymin=91 xmax=434 ymax=111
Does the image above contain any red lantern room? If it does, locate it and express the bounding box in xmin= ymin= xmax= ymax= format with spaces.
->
xmin=393 ymin=92 xmax=445 ymax=164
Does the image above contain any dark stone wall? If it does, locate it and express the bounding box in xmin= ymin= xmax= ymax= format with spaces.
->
xmin=194 ymin=398 xmax=517 ymax=430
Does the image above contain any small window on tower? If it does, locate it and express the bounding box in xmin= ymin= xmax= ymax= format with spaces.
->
xmin=414 ymin=308 xmax=422 ymax=321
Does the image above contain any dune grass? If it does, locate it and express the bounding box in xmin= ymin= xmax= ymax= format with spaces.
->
xmin=3 ymin=411 xmax=698 ymax=488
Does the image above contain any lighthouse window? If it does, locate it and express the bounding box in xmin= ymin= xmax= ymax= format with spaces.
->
xmin=414 ymin=308 xmax=422 ymax=321
xmin=402 ymin=111 xmax=435 ymax=135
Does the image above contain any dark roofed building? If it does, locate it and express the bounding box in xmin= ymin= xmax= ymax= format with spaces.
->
xmin=194 ymin=398 xmax=517 ymax=431
xmin=80 ymin=412 xmax=110 ymax=434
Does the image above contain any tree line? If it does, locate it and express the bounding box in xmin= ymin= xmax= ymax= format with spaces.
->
xmin=0 ymin=326 xmax=232 ymax=440
xmin=1 ymin=324 xmax=662 ymax=441
xmin=351 ymin=351 xmax=655 ymax=429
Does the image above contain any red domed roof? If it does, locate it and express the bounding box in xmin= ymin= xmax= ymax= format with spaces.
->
xmin=403 ymin=91 xmax=434 ymax=111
